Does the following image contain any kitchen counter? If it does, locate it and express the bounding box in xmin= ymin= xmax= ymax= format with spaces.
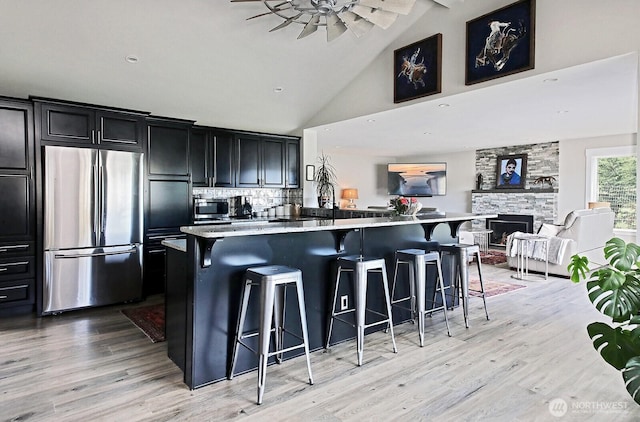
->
xmin=167 ymin=211 xmax=497 ymax=389
xmin=182 ymin=212 xmax=497 ymax=239
xmin=162 ymin=238 xmax=186 ymax=252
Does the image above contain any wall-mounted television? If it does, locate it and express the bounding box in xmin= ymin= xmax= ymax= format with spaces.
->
xmin=387 ymin=163 xmax=447 ymax=196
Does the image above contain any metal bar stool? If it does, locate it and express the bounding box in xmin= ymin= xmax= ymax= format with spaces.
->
xmin=391 ymin=249 xmax=451 ymax=345
xmin=326 ymin=255 xmax=397 ymax=366
xmin=439 ymin=244 xmax=490 ymax=328
xmin=228 ymin=265 xmax=314 ymax=405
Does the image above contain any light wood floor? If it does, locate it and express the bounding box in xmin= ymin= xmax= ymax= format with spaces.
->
xmin=1 ymin=263 xmax=639 ymax=421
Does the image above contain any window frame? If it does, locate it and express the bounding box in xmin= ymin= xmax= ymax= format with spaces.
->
xmin=585 ymin=145 xmax=636 ymax=235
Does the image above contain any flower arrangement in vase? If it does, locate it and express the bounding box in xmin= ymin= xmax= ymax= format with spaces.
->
xmin=390 ymin=196 xmax=421 ymax=215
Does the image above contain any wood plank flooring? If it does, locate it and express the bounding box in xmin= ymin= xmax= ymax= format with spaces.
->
xmin=1 ymin=262 xmax=639 ymax=421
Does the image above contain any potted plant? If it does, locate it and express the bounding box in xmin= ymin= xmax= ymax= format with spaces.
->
xmin=314 ymin=153 xmax=337 ymax=208
xmin=568 ymin=237 xmax=640 ymax=404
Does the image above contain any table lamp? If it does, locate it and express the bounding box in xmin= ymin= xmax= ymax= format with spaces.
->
xmin=341 ymin=188 xmax=358 ymax=209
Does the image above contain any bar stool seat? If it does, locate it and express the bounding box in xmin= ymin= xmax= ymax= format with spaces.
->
xmin=228 ymin=265 xmax=313 ymax=405
xmin=326 ymin=255 xmax=397 ymax=366
xmin=439 ymin=244 xmax=490 ymax=328
xmin=391 ymin=249 xmax=451 ymax=345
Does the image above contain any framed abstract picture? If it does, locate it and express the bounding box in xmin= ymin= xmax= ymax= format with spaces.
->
xmin=465 ymin=0 xmax=535 ymax=85
xmin=496 ymin=154 xmax=527 ymax=188
xmin=394 ymin=33 xmax=442 ymax=103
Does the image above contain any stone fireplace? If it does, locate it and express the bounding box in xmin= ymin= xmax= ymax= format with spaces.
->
xmin=471 ymin=141 xmax=560 ymax=236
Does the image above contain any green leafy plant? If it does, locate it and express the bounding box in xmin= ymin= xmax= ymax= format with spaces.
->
xmin=314 ymin=153 xmax=337 ymax=208
xmin=568 ymin=237 xmax=640 ymax=404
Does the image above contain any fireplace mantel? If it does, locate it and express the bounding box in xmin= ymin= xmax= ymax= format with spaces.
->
xmin=472 ymin=188 xmax=557 ymax=194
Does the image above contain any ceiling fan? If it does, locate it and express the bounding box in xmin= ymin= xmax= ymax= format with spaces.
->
xmin=231 ymin=0 xmax=417 ymax=42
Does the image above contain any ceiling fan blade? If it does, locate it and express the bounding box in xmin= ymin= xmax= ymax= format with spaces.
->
xmin=351 ymin=5 xmax=398 ymax=29
xmin=358 ymin=0 xmax=416 ymax=15
xmin=326 ymin=13 xmax=348 ymax=42
xmin=246 ymin=2 xmax=292 ymax=20
xmin=338 ymin=11 xmax=375 ymax=38
xmin=269 ymin=12 xmax=303 ymax=32
xmin=298 ymin=14 xmax=320 ymax=39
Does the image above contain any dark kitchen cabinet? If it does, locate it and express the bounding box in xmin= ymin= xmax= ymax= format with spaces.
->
xmin=213 ymin=131 xmax=235 ymax=187
xmin=147 ymin=122 xmax=190 ymax=177
xmin=190 ymin=127 xmax=235 ymax=188
xmin=0 ymin=98 xmax=35 ymax=315
xmin=144 ymin=117 xmax=193 ymax=297
xmin=35 ymin=99 xmax=147 ymax=151
xmin=235 ymin=134 xmax=297 ymax=188
xmin=189 ymin=128 xmax=209 ymax=187
xmin=285 ymin=139 xmax=300 ymax=188
xmin=236 ymin=135 xmax=262 ymax=187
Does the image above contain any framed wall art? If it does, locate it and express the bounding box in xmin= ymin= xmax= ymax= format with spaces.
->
xmin=465 ymin=0 xmax=535 ymax=85
xmin=496 ymin=154 xmax=527 ymax=188
xmin=394 ymin=33 xmax=442 ymax=103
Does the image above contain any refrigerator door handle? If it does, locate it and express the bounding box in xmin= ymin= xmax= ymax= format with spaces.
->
xmin=99 ymin=163 xmax=105 ymax=238
xmin=92 ymin=163 xmax=99 ymax=242
xmin=53 ymin=246 xmax=138 ymax=259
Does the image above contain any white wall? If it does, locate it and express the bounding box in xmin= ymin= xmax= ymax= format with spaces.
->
xmin=559 ymin=133 xmax=636 ymax=219
xmin=301 ymin=0 xmax=640 ymax=236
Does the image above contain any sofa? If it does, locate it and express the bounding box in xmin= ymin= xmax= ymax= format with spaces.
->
xmin=505 ymin=207 xmax=615 ymax=277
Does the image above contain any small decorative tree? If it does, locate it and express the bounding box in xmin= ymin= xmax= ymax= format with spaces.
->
xmin=568 ymin=237 xmax=640 ymax=404
xmin=314 ymin=153 xmax=337 ymax=208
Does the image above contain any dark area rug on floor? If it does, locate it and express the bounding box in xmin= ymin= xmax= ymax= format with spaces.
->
xmin=121 ymin=304 xmax=165 ymax=343
xmin=478 ymin=250 xmax=508 ymax=265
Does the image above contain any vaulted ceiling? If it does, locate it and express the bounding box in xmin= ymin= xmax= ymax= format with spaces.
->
xmin=0 ymin=0 xmax=636 ymax=157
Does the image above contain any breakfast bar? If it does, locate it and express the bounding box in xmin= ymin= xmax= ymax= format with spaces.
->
xmin=164 ymin=212 xmax=496 ymax=389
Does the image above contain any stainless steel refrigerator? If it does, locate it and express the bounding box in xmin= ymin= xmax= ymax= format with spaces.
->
xmin=43 ymin=145 xmax=144 ymax=314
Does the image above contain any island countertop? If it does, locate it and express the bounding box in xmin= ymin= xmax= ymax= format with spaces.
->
xmin=180 ymin=212 xmax=498 ymax=239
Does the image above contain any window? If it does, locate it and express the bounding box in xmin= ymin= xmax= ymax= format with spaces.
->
xmin=586 ymin=146 xmax=636 ymax=231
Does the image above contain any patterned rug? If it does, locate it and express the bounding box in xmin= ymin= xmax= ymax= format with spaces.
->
xmin=478 ymin=250 xmax=508 ymax=265
xmin=121 ymin=304 xmax=165 ymax=343
xmin=468 ymin=279 xmax=526 ymax=298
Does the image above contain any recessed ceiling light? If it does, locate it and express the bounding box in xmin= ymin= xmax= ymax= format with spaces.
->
xmin=125 ymin=55 xmax=139 ymax=64
xmin=273 ymin=87 xmax=284 ymax=93
xmin=438 ymin=103 xmax=450 ymax=108
xmin=423 ymin=132 xmax=432 ymax=135
xmin=366 ymin=119 xmax=376 ymax=123
xmin=556 ymin=110 xmax=569 ymax=114
xmin=324 ymin=128 xmax=331 ymax=131
xmin=543 ymin=78 xmax=558 ymax=83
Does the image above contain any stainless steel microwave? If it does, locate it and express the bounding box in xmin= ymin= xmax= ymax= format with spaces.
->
xmin=193 ymin=198 xmax=229 ymax=222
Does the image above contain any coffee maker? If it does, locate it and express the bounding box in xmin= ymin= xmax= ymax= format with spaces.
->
xmin=233 ymin=196 xmax=252 ymax=218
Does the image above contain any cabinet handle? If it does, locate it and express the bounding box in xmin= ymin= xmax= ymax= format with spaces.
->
xmin=0 ymin=245 xmax=29 ymax=253
xmin=97 ymin=130 xmax=101 ymax=144
xmin=0 ymin=268 xmax=7 ymax=272
xmin=0 ymin=296 xmax=7 ymax=299
xmin=148 ymin=250 xmax=166 ymax=255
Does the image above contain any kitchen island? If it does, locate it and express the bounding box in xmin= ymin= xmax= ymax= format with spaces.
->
xmin=165 ymin=212 xmax=497 ymax=389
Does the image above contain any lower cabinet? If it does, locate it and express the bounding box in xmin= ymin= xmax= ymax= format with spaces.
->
xmin=0 ymin=243 xmax=36 ymax=313
xmin=143 ymin=233 xmax=185 ymax=297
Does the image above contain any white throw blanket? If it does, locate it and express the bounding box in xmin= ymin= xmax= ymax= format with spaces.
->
xmin=506 ymin=232 xmax=571 ymax=265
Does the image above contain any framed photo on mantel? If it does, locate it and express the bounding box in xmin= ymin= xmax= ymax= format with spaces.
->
xmin=394 ymin=33 xmax=442 ymax=103
xmin=465 ymin=0 xmax=536 ymax=85
xmin=496 ymin=154 xmax=527 ymax=188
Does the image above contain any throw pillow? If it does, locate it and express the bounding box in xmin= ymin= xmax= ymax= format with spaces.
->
xmin=537 ymin=223 xmax=563 ymax=237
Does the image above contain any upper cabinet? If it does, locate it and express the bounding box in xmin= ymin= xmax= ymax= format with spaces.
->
xmin=189 ymin=128 xmax=235 ymax=188
xmin=235 ymin=134 xmax=299 ymax=188
xmin=34 ymin=99 xmax=148 ymax=151
xmin=285 ymin=139 xmax=300 ymax=188
xmin=147 ymin=119 xmax=190 ymax=178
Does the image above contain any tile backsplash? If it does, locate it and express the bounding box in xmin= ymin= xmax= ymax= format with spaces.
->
xmin=193 ymin=187 xmax=303 ymax=213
